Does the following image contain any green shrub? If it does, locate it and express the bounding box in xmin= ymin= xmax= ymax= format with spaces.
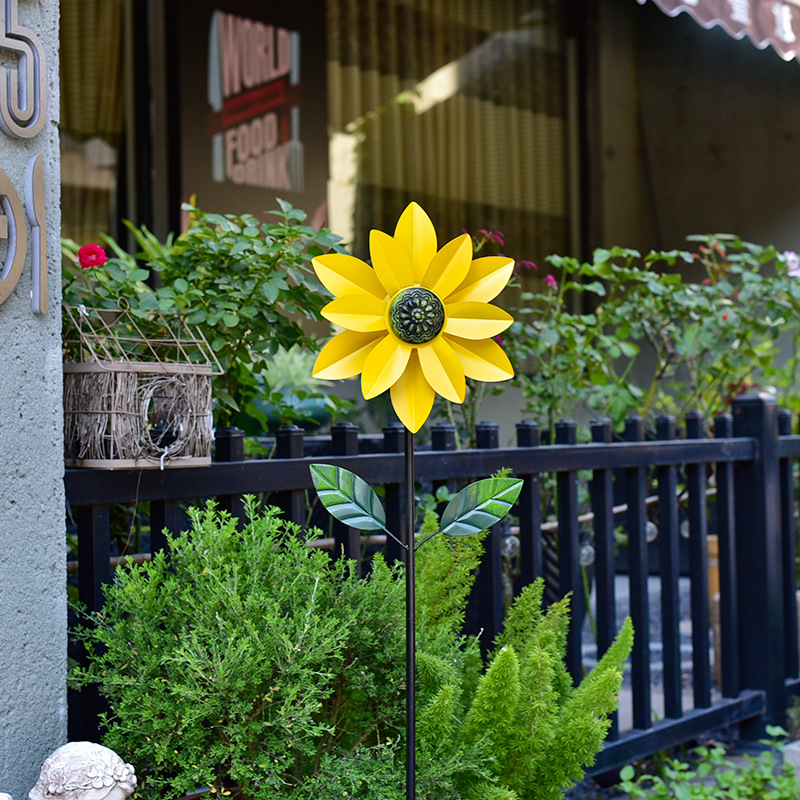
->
xmin=618 ymin=726 xmax=800 ymax=799
xmin=72 ymin=500 xmax=632 ymax=799
xmin=63 ymin=201 xmax=345 ymax=428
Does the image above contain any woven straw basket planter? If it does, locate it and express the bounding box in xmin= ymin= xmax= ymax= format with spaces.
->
xmin=63 ymin=305 xmax=219 ymax=469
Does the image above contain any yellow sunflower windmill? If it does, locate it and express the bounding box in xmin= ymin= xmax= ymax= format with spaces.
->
xmin=310 ymin=201 xmax=515 ymax=432
xmin=308 ymin=202 xmax=523 ymax=800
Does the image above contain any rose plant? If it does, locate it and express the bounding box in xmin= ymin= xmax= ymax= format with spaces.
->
xmin=432 ymin=230 xmax=800 ymax=446
xmin=63 ymin=200 xmax=348 ymax=429
xmin=77 ymin=243 xmax=108 ymax=270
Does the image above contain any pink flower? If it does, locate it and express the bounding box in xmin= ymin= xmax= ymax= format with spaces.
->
xmin=722 ymin=313 xmax=730 ymax=320
xmin=479 ymin=229 xmax=505 ymax=247
xmin=544 ymin=274 xmax=557 ymax=290
xmin=513 ymin=259 xmax=537 ymax=279
xmin=785 ymin=250 xmax=800 ymax=278
xmin=77 ymin=243 xmax=107 ymax=270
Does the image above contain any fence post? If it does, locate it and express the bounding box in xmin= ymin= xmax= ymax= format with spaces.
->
xmin=554 ymin=419 xmax=582 ymax=683
xmin=625 ymin=415 xmax=652 ymax=730
xmin=714 ymin=413 xmax=740 ymax=698
xmin=515 ymin=421 xmax=542 ymax=593
xmin=469 ymin=421 xmax=504 ymax=649
xmin=383 ymin=422 xmax=406 ymax=565
xmin=656 ymin=415 xmax=682 ymax=719
xmin=74 ymin=504 xmax=111 ymax=741
xmin=591 ymin=418 xmax=616 ymax=652
xmin=431 ymin=422 xmax=459 ymax=510
xmin=215 ymin=426 xmax=245 ymax=521
xmin=589 ymin=417 xmax=619 ymax=737
xmin=149 ymin=501 xmax=184 ymax=555
xmin=275 ymin=425 xmax=306 ymax=527
xmin=778 ymin=408 xmax=798 ymax=680
xmin=331 ymin=422 xmax=362 ymax=571
xmin=686 ymin=411 xmax=711 ymax=709
xmin=732 ymin=394 xmax=784 ymax=737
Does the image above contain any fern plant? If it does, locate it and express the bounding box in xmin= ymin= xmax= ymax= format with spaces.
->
xmin=71 ymin=500 xmax=632 ymax=800
xmin=414 ymin=526 xmax=634 ymax=800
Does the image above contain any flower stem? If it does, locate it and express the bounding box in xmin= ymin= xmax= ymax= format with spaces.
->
xmin=404 ymin=427 xmax=416 ymax=800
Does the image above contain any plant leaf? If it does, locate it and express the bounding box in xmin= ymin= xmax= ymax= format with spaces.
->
xmin=440 ymin=477 xmax=524 ymax=537
xmin=309 ymin=464 xmax=386 ymax=531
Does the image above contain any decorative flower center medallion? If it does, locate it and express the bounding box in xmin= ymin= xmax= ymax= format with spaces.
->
xmin=388 ymin=287 xmax=445 ymax=345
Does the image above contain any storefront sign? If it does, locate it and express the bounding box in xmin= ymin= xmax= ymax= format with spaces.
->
xmin=176 ymin=0 xmax=327 ymax=222
xmin=208 ymin=11 xmax=303 ymax=192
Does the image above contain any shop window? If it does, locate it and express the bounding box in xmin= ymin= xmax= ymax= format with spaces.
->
xmin=59 ymin=0 xmax=125 ymax=244
xmin=327 ymin=0 xmax=569 ymax=271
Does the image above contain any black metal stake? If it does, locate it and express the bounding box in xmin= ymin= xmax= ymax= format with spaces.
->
xmin=404 ymin=427 xmax=416 ymax=800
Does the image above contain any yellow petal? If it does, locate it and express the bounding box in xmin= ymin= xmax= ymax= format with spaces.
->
xmin=370 ymin=230 xmax=415 ymax=296
xmin=393 ymin=202 xmax=437 ymax=282
xmin=420 ymin=234 xmax=473 ymax=299
xmin=446 ymin=256 xmax=515 ymax=304
xmin=312 ymin=254 xmax=387 ymax=300
xmin=322 ymin=295 xmax=387 ymax=332
xmin=446 ymin=335 xmax=515 ymax=382
xmin=444 ymin=302 xmax=513 ymax=339
xmin=418 ymin=337 xmax=466 ymax=403
xmin=313 ymin=330 xmax=383 ymax=380
xmin=361 ymin=335 xmax=412 ymax=399
xmin=390 ymin=352 xmax=435 ymax=433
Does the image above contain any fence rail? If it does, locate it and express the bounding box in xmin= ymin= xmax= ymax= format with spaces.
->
xmin=65 ymin=394 xmax=800 ymax=776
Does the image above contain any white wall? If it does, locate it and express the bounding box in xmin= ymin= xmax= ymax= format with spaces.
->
xmin=0 ymin=1 xmax=65 ymax=796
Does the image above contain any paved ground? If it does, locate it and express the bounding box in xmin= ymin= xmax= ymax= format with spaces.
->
xmin=566 ymin=574 xmax=794 ymax=798
xmin=567 ymin=575 xmax=711 ymax=798
xmin=580 ymin=575 xmax=712 ymax=732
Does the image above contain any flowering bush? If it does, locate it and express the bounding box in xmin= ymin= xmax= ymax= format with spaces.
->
xmin=62 ymin=200 xmax=347 ymax=429
xmin=505 ymin=234 xmax=800 ymax=436
xmin=439 ymin=231 xmax=800 ymax=442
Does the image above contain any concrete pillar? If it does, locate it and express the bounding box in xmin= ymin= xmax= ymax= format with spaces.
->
xmin=0 ymin=0 xmax=65 ymax=795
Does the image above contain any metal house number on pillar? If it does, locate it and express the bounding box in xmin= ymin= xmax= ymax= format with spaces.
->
xmin=0 ymin=0 xmax=48 ymax=314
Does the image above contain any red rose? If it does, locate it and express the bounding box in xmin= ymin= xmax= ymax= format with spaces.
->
xmin=77 ymin=243 xmax=107 ymax=270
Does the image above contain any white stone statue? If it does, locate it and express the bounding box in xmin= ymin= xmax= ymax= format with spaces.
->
xmin=26 ymin=742 xmax=136 ymax=800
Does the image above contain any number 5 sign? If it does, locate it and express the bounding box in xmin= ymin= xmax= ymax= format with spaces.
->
xmin=0 ymin=0 xmax=46 ymax=139
xmin=0 ymin=0 xmax=49 ymax=314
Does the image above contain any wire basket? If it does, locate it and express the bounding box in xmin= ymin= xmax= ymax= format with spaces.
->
xmin=63 ymin=305 xmax=221 ymax=469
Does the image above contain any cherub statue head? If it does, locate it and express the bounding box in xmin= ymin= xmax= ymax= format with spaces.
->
xmin=28 ymin=743 xmax=136 ymax=800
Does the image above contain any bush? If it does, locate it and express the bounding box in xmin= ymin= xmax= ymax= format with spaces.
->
xmin=72 ymin=500 xmax=632 ymax=800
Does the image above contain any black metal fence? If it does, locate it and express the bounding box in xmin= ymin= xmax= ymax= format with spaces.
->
xmin=65 ymin=394 xmax=800 ymax=775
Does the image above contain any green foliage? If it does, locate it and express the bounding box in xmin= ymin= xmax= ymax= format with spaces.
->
xmin=73 ymin=502 xmax=632 ymax=800
xmin=453 ymin=582 xmax=634 ymax=800
xmin=618 ymin=726 xmax=800 ymax=799
xmin=72 ymin=500 xmax=407 ymax=799
xmin=62 ymin=200 xmax=347 ymax=427
xmin=503 ymin=236 xmax=800 ymax=436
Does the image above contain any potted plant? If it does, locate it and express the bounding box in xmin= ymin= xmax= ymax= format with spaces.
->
xmin=62 ymin=200 xmax=347 ymax=432
xmin=234 ymin=344 xmax=340 ymax=435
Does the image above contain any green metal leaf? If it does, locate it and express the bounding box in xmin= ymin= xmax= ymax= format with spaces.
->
xmin=440 ymin=477 xmax=524 ymax=538
xmin=309 ymin=464 xmax=386 ymax=531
